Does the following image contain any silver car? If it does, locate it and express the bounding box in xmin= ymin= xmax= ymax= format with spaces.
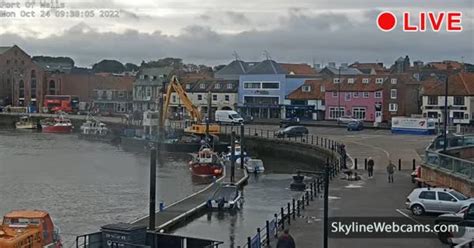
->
xmin=406 ymin=187 xmax=474 ymax=216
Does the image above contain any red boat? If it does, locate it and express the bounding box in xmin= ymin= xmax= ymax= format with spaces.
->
xmin=189 ymin=147 xmax=224 ymax=177
xmin=40 ymin=114 xmax=73 ymax=133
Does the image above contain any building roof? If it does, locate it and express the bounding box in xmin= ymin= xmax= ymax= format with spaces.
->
xmin=215 ymin=60 xmax=254 ymax=76
xmin=135 ymin=67 xmax=174 ymax=85
xmin=280 ymin=63 xmax=316 ymax=75
xmin=246 ymin=60 xmax=286 ymax=74
xmin=287 ymin=79 xmax=326 ymax=100
xmin=325 ymin=75 xmax=386 ymax=92
xmin=4 ymin=210 xmax=49 ymax=219
xmin=320 ymin=66 xmax=363 ymax=76
xmin=187 ymin=79 xmax=239 ymax=93
xmin=0 ymin=46 xmax=13 ymax=54
xmin=422 ymin=72 xmax=474 ymax=96
xmin=425 ymin=61 xmax=464 ymax=71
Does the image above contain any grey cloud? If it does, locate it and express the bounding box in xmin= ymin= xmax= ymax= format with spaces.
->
xmin=1 ymin=10 xmax=472 ymax=67
xmin=225 ymin=11 xmax=251 ymax=25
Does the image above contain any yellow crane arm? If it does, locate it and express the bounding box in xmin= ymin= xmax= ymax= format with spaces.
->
xmin=162 ymin=76 xmax=202 ymax=126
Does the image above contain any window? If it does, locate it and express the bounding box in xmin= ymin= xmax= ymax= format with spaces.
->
xmin=6 ymin=60 xmax=10 ymax=65
xmin=427 ymin=112 xmax=438 ymax=118
xmin=197 ymin=94 xmax=202 ymax=101
xmin=332 ymin=92 xmax=338 ymax=97
xmin=225 ymin=95 xmax=230 ymax=101
xmin=214 ymin=83 xmax=221 ymax=89
xmin=333 ymin=78 xmax=340 ymax=84
xmin=345 ymin=92 xmax=351 ymax=101
xmin=118 ymin=91 xmax=125 ymax=98
xmin=453 ymin=96 xmax=465 ymax=106
xmin=428 ymin=96 xmax=438 ymax=105
xmin=261 ymin=82 xmax=279 ymax=89
xmin=376 ymin=78 xmax=383 ymax=84
xmin=389 ymin=103 xmax=398 ymax=112
xmin=438 ymin=192 xmax=456 ymax=202
xmin=375 ymin=91 xmax=382 ymax=98
xmin=390 ymin=89 xmax=397 ymax=99
xmin=227 ymin=83 xmax=233 ymax=89
xmin=329 ymin=107 xmax=344 ymax=119
xmin=243 ymin=82 xmax=260 ymax=89
xmin=453 ymin=111 xmax=465 ymax=119
xmin=146 ymin=87 xmax=151 ymax=98
xmin=185 ymin=84 xmax=191 ymax=90
xmin=353 ymin=92 xmax=359 ymax=98
xmin=391 ymin=78 xmax=397 ymax=84
xmin=362 ymin=78 xmax=369 ymax=84
xmin=302 ymin=85 xmax=311 ymax=92
xmin=199 ymin=84 xmax=206 ymax=89
xmin=352 ymin=107 xmax=366 ymax=120
xmin=212 ymin=95 xmax=217 ymax=101
xmin=363 ymin=92 xmax=369 ymax=98
xmin=152 ymin=76 xmax=157 ymax=80
xmin=347 ymin=78 xmax=354 ymax=84
xmin=320 ymin=85 xmax=325 ymax=92
xmin=419 ymin=191 xmax=436 ymax=200
xmin=172 ymin=95 xmax=176 ymax=103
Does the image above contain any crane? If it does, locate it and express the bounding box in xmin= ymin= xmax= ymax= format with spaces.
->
xmin=162 ymin=76 xmax=220 ymax=135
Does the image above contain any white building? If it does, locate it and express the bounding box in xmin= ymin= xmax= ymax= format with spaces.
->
xmin=421 ymin=73 xmax=474 ymax=125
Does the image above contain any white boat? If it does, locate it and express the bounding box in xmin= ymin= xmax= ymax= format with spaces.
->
xmin=222 ymin=143 xmax=250 ymax=165
xmin=15 ymin=116 xmax=36 ymax=129
xmin=244 ymin=158 xmax=265 ymax=174
xmin=79 ymin=115 xmax=108 ymax=136
xmin=207 ymin=184 xmax=242 ymax=210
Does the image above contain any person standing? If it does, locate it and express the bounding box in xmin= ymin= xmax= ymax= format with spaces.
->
xmin=277 ymin=229 xmax=296 ymax=248
xmin=367 ymin=157 xmax=374 ymax=178
xmin=387 ymin=160 xmax=396 ymax=183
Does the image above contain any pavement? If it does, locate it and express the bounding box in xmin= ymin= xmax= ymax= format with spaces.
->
xmin=250 ymin=124 xmax=448 ymax=248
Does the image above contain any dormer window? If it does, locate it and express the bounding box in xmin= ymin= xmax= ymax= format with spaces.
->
xmin=348 ymin=78 xmax=354 ymax=84
xmin=391 ymin=78 xmax=397 ymax=84
xmin=152 ymin=76 xmax=157 ymax=80
xmin=199 ymin=84 xmax=205 ymax=89
xmin=302 ymin=85 xmax=311 ymax=92
xmin=376 ymin=78 xmax=383 ymax=84
xmin=227 ymin=83 xmax=233 ymax=89
xmin=144 ymin=75 xmax=149 ymax=80
xmin=214 ymin=83 xmax=221 ymax=89
xmin=333 ymin=78 xmax=340 ymax=84
xmin=362 ymin=78 xmax=369 ymax=84
xmin=185 ymin=84 xmax=191 ymax=90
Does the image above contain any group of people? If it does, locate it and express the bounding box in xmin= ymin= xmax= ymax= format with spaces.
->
xmin=367 ymin=157 xmax=396 ymax=183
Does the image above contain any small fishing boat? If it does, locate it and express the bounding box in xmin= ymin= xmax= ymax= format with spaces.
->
xmin=15 ymin=116 xmax=36 ymax=129
xmin=189 ymin=146 xmax=224 ymax=177
xmin=207 ymin=184 xmax=243 ymax=210
xmin=79 ymin=116 xmax=109 ymax=136
xmin=244 ymin=158 xmax=265 ymax=174
xmin=40 ymin=113 xmax=72 ymax=133
xmin=0 ymin=210 xmax=62 ymax=248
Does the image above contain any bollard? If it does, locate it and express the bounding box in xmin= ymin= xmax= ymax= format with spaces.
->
xmin=287 ymin=203 xmax=291 ymax=225
xmin=316 ymin=136 xmax=319 ymax=145
xmin=364 ymin=158 xmax=368 ymax=170
xmin=355 ymin=158 xmax=358 ymax=170
xmin=310 ymin=183 xmax=314 ymax=201
xmin=306 ymin=191 xmax=310 ymax=206
xmin=281 ymin=207 xmax=285 ymax=230
xmin=257 ymin=228 xmax=261 ymax=245
xmin=413 ymin=159 xmax=416 ymax=170
xmin=301 ymin=195 xmax=305 ymax=210
xmin=274 ymin=213 xmax=278 ymax=237
xmin=324 ymin=138 xmax=327 ymax=148
xmin=297 ymin=200 xmax=301 ymax=217
xmin=317 ymin=178 xmax=321 ymax=193
xmin=247 ymin=237 xmax=251 ymax=247
xmin=292 ymin=199 xmax=296 ymax=220
xmin=266 ymin=220 xmax=270 ymax=246
xmin=311 ymin=135 xmax=314 ymax=145
xmin=398 ymin=159 xmax=402 ymax=171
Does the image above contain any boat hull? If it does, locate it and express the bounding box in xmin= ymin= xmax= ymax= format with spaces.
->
xmin=189 ymin=162 xmax=223 ymax=177
xmin=15 ymin=123 xmax=36 ymax=129
xmin=41 ymin=125 xmax=72 ymax=133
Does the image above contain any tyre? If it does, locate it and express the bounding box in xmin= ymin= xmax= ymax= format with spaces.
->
xmin=411 ymin=204 xmax=425 ymax=216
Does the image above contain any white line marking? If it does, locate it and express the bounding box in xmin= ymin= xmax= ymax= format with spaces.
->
xmin=395 ymin=208 xmax=437 ymax=235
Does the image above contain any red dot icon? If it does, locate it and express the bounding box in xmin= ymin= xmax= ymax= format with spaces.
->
xmin=377 ymin=11 xmax=397 ymax=32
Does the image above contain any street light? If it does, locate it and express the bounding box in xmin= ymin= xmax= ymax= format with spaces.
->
xmin=337 ymin=66 xmax=341 ymax=121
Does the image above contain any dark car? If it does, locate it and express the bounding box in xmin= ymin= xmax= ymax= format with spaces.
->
xmin=276 ymin=126 xmax=308 ymax=138
xmin=242 ymin=114 xmax=254 ymax=124
xmin=280 ymin=117 xmax=300 ymax=128
xmin=347 ymin=121 xmax=363 ymax=131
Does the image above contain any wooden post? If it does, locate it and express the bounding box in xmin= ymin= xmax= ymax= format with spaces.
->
xmin=398 ymin=159 xmax=401 ymax=171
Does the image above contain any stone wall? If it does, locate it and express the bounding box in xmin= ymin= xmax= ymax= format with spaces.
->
xmin=421 ymin=164 xmax=473 ymax=196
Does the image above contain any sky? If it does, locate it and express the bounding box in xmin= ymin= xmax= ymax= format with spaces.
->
xmin=0 ymin=0 xmax=473 ymax=67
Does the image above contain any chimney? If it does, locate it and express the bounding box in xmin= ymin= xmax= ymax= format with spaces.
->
xmin=340 ymin=63 xmax=348 ymax=69
xmin=328 ymin=62 xmax=336 ymax=68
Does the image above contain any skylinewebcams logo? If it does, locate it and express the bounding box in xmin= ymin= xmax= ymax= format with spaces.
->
xmin=376 ymin=11 xmax=463 ymax=32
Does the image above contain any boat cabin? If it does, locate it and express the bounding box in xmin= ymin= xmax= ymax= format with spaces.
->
xmin=197 ymin=148 xmax=219 ymax=164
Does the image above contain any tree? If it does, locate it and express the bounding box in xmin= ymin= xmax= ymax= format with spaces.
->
xmin=32 ymin=56 xmax=75 ymax=67
xmin=213 ymin=64 xmax=226 ymax=72
xmin=125 ymin=63 xmax=139 ymax=72
xmin=141 ymin=58 xmax=183 ymax=69
xmin=92 ymin=60 xmax=125 ymax=73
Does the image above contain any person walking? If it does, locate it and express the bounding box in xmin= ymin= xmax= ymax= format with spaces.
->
xmin=387 ymin=160 xmax=396 ymax=183
xmin=367 ymin=157 xmax=374 ymax=178
xmin=277 ymin=229 xmax=296 ymax=248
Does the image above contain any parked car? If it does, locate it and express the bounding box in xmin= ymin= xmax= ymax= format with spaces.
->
xmin=337 ymin=116 xmax=358 ymax=124
xmin=242 ymin=114 xmax=254 ymax=124
xmin=435 ymin=205 xmax=470 ymax=244
xmin=406 ymin=187 xmax=474 ymax=216
xmin=446 ymin=203 xmax=474 ymax=246
xmin=275 ymin=126 xmax=308 ymax=138
xmin=347 ymin=121 xmax=363 ymax=131
xmin=280 ymin=117 xmax=300 ymax=128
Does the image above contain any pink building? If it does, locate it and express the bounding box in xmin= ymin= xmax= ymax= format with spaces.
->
xmin=324 ymin=76 xmax=385 ymax=122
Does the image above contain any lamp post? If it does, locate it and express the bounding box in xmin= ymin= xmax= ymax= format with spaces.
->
xmin=337 ymin=66 xmax=341 ymax=121
xmin=443 ymin=75 xmax=448 ymax=151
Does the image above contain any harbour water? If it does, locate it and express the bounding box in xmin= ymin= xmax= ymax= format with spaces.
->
xmin=0 ymin=129 xmax=310 ymax=247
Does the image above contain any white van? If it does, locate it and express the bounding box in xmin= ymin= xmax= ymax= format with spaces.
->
xmin=215 ymin=110 xmax=244 ymax=124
